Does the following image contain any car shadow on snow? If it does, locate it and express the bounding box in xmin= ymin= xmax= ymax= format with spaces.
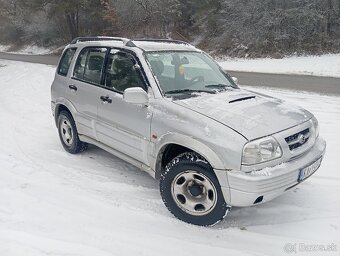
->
xmin=216 ymin=183 xmax=334 ymax=229
xmin=79 ymin=144 xmax=159 ymax=190
xmin=67 ymin=145 xmax=332 ymax=228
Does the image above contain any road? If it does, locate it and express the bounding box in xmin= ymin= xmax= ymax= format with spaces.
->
xmin=229 ymin=71 xmax=340 ymax=95
xmin=1 ymin=52 xmax=339 ymax=95
xmin=0 ymin=52 xmax=58 ymax=66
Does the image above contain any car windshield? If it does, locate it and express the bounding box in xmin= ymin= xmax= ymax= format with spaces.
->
xmin=145 ymin=51 xmax=238 ymax=96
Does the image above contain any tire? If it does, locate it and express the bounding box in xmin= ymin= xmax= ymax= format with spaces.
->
xmin=160 ymin=152 xmax=228 ymax=226
xmin=57 ymin=110 xmax=87 ymax=154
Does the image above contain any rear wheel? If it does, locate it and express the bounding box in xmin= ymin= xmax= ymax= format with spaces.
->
xmin=57 ymin=110 xmax=87 ymax=154
xmin=160 ymin=152 xmax=228 ymax=226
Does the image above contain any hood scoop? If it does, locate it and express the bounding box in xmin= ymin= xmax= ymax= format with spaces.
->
xmin=229 ymin=96 xmax=256 ymax=104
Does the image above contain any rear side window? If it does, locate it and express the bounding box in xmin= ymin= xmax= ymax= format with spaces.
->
xmin=57 ymin=48 xmax=77 ymax=76
xmin=73 ymin=47 xmax=107 ymax=85
xmin=73 ymin=49 xmax=88 ymax=80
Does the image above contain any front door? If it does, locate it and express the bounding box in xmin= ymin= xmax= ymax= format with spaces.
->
xmin=96 ymin=49 xmax=152 ymax=165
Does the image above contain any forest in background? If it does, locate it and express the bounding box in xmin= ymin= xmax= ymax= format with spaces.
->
xmin=1 ymin=0 xmax=340 ymax=57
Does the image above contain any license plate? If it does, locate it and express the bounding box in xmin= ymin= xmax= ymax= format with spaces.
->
xmin=298 ymin=157 xmax=322 ymax=182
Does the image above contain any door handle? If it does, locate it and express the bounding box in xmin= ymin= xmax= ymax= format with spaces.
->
xmin=100 ymin=96 xmax=112 ymax=104
xmin=69 ymin=84 xmax=77 ymax=91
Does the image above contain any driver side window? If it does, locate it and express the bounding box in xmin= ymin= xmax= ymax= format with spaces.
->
xmin=105 ymin=50 xmax=145 ymax=93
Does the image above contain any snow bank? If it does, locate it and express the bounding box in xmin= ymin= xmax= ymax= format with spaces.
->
xmin=0 ymin=45 xmax=10 ymax=52
xmin=0 ymin=44 xmax=51 ymax=55
xmin=218 ymin=54 xmax=340 ymax=78
xmin=0 ymin=60 xmax=339 ymax=256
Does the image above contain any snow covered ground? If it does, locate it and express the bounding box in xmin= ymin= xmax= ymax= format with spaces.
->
xmin=218 ymin=54 xmax=340 ymax=78
xmin=0 ymin=44 xmax=51 ymax=55
xmin=0 ymin=60 xmax=339 ymax=256
xmin=0 ymin=45 xmax=9 ymax=52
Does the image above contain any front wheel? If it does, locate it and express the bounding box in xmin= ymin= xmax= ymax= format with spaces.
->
xmin=160 ymin=152 xmax=228 ymax=226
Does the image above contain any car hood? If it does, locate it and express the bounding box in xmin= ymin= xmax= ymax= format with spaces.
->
xmin=173 ymin=89 xmax=312 ymax=140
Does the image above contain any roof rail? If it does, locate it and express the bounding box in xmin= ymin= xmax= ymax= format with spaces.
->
xmin=132 ymin=38 xmax=190 ymax=45
xmin=70 ymin=37 xmax=191 ymax=48
xmin=70 ymin=36 xmax=131 ymax=44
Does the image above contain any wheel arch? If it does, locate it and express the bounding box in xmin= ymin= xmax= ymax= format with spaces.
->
xmin=154 ymin=134 xmax=226 ymax=179
xmin=54 ymin=98 xmax=77 ymax=126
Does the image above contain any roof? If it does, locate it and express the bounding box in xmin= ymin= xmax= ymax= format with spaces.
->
xmin=70 ymin=37 xmax=200 ymax=52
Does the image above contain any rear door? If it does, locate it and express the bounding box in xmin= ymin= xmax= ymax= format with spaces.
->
xmin=67 ymin=47 xmax=108 ymax=139
xmin=52 ymin=47 xmax=77 ymax=109
xmin=96 ymin=49 xmax=152 ymax=164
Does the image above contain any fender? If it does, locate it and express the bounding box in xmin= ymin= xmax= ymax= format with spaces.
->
xmin=153 ymin=132 xmax=227 ymax=173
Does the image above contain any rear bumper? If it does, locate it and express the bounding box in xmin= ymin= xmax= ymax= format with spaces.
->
xmin=221 ymin=136 xmax=326 ymax=207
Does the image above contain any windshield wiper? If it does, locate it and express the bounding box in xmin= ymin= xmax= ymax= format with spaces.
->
xmin=165 ymin=89 xmax=215 ymax=95
xmin=205 ymin=84 xmax=231 ymax=89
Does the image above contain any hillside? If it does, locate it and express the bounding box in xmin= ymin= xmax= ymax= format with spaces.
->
xmin=1 ymin=0 xmax=340 ymax=57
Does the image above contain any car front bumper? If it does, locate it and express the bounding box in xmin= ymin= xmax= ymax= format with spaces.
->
xmin=221 ymin=136 xmax=326 ymax=207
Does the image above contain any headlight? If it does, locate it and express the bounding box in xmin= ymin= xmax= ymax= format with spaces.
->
xmin=311 ymin=116 xmax=319 ymax=138
xmin=242 ymin=136 xmax=282 ymax=165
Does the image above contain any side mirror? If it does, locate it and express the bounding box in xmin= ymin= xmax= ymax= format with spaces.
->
xmin=123 ymin=87 xmax=149 ymax=105
xmin=232 ymin=77 xmax=238 ymax=84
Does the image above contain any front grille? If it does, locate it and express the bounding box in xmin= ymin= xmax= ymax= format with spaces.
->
xmin=285 ymin=128 xmax=310 ymax=150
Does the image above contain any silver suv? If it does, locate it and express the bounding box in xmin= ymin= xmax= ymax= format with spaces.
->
xmin=51 ymin=37 xmax=326 ymax=226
